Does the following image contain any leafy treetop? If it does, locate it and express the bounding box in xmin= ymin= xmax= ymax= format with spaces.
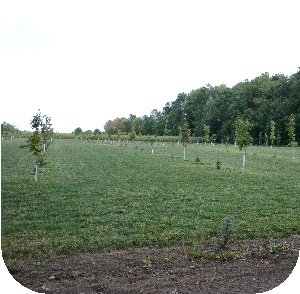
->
xmin=235 ymin=118 xmax=253 ymax=151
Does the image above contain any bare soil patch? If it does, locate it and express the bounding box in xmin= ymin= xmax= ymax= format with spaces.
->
xmin=8 ymin=236 xmax=300 ymax=294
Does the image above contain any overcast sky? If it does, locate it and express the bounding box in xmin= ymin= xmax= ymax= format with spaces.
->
xmin=0 ymin=0 xmax=299 ymax=133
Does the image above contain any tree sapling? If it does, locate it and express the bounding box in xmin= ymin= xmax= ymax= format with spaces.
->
xmin=235 ymin=118 xmax=253 ymax=173
xmin=287 ymin=114 xmax=298 ymax=159
xmin=181 ymin=121 xmax=191 ymax=160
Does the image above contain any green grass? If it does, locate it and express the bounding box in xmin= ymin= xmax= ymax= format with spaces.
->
xmin=1 ymin=139 xmax=300 ymax=260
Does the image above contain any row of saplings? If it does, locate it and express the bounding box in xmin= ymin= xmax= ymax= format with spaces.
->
xmin=181 ymin=117 xmax=297 ymax=173
xmin=24 ymin=111 xmax=298 ymax=181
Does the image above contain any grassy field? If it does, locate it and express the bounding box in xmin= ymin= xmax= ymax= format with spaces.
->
xmin=1 ymin=138 xmax=300 ymax=260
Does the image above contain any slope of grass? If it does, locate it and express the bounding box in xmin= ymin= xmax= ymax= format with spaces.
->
xmin=1 ymin=139 xmax=299 ymax=260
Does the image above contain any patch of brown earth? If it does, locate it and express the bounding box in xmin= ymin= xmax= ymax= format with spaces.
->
xmin=6 ymin=236 xmax=300 ymax=293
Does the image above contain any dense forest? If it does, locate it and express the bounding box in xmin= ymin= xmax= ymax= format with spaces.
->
xmin=104 ymin=68 xmax=300 ymax=145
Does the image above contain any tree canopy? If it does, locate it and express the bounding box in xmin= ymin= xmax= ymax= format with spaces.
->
xmin=104 ymin=68 xmax=300 ymax=145
xmin=1 ymin=122 xmax=19 ymax=135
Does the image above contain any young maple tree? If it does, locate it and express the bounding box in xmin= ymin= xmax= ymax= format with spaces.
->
xmin=27 ymin=110 xmax=52 ymax=181
xmin=235 ymin=118 xmax=253 ymax=173
xmin=269 ymin=120 xmax=276 ymax=148
xmin=287 ymin=114 xmax=298 ymax=159
xmin=203 ymin=124 xmax=210 ymax=145
xmin=181 ymin=121 xmax=191 ymax=160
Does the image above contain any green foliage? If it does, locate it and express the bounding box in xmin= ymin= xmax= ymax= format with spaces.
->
xmin=117 ymin=129 xmax=123 ymax=138
xmin=264 ymin=133 xmax=268 ymax=146
xmin=181 ymin=122 xmax=191 ymax=144
xmin=235 ymin=118 xmax=253 ymax=151
xmin=287 ymin=114 xmax=298 ymax=147
xmin=129 ymin=131 xmax=136 ymax=141
xmin=143 ymin=256 xmax=152 ymax=271
xmin=27 ymin=110 xmax=52 ymax=181
xmin=188 ymin=247 xmax=205 ymax=259
xmin=36 ymin=154 xmax=45 ymax=167
xmin=194 ymin=156 xmax=201 ymax=163
xmin=93 ymin=128 xmax=101 ymax=135
xmin=266 ymin=242 xmax=284 ymax=254
xmin=41 ymin=116 xmax=53 ymax=143
xmin=219 ymin=218 xmax=234 ymax=248
xmin=30 ymin=110 xmax=43 ymax=131
xmin=269 ymin=120 xmax=276 ymax=146
xmin=19 ymin=144 xmax=29 ymax=149
xmin=104 ymin=69 xmax=300 ymax=145
xmin=27 ymin=131 xmax=43 ymax=155
xmin=276 ymin=131 xmax=281 ymax=146
xmin=104 ymin=117 xmax=128 ymax=135
xmin=1 ymin=121 xmax=20 ymax=137
xmin=74 ymin=127 xmax=83 ymax=135
xmin=203 ymin=124 xmax=210 ymax=143
xmin=27 ymin=110 xmax=53 ymax=154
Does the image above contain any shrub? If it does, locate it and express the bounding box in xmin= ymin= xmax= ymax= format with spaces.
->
xmin=219 ymin=218 xmax=234 ymax=248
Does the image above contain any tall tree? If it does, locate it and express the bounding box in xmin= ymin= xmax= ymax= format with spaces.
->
xmin=74 ymin=127 xmax=83 ymax=135
xmin=184 ymin=86 xmax=210 ymax=136
xmin=151 ymin=109 xmax=165 ymax=136
xmin=125 ymin=114 xmax=137 ymax=133
xmin=104 ymin=68 xmax=300 ymax=145
xmin=165 ymin=93 xmax=186 ymax=136
xmin=94 ymin=128 xmax=101 ymax=136
xmin=203 ymin=84 xmax=232 ymax=141
xmin=141 ymin=115 xmax=154 ymax=135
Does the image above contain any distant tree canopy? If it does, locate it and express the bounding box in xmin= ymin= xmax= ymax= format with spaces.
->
xmin=73 ymin=127 xmax=83 ymax=135
xmin=104 ymin=68 xmax=300 ymax=145
xmin=1 ymin=122 xmax=20 ymax=135
xmin=84 ymin=130 xmax=93 ymax=136
xmin=72 ymin=127 xmax=101 ymax=137
xmin=93 ymin=128 xmax=101 ymax=135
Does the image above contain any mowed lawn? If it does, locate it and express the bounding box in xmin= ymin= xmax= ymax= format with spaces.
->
xmin=1 ymin=138 xmax=300 ymax=260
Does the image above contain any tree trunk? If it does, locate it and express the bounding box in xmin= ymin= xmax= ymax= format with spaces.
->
xmin=242 ymin=148 xmax=246 ymax=174
xmin=35 ymin=163 xmax=38 ymax=182
xmin=183 ymin=146 xmax=186 ymax=160
xmin=292 ymin=147 xmax=295 ymax=160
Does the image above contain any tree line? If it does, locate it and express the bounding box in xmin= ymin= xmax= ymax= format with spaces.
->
xmin=1 ymin=122 xmax=24 ymax=138
xmin=103 ymin=68 xmax=300 ymax=145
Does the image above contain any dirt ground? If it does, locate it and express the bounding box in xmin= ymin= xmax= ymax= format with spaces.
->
xmin=8 ymin=236 xmax=300 ymax=294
